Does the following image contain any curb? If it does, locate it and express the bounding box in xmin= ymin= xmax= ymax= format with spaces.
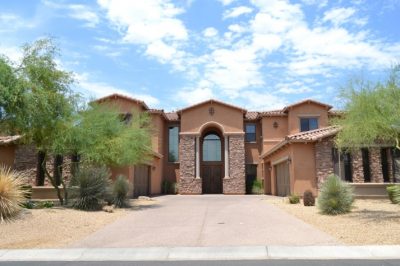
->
xmin=0 ymin=246 xmax=400 ymax=261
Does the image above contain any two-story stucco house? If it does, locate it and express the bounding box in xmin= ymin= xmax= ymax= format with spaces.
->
xmin=94 ymin=94 xmax=400 ymax=197
xmin=1 ymin=93 xmax=399 ymax=197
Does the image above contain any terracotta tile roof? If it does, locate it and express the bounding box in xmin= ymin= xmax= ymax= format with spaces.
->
xmin=286 ymin=126 xmax=340 ymax=142
xmin=260 ymin=126 xmax=339 ymax=159
xmin=93 ymin=93 xmax=149 ymax=110
xmin=165 ymin=112 xmax=179 ymax=121
xmin=0 ymin=135 xmax=21 ymax=145
xmin=282 ymin=99 xmax=332 ymax=111
xmin=328 ymin=110 xmax=345 ymax=116
xmin=260 ymin=110 xmax=287 ymax=117
xmin=244 ymin=112 xmax=259 ymax=120
xmin=148 ymin=109 xmax=164 ymax=113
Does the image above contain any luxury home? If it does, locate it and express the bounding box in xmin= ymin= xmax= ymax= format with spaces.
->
xmin=1 ymin=93 xmax=399 ymax=197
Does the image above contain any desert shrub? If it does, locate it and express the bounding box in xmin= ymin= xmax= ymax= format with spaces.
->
xmin=251 ymin=179 xmax=264 ymax=194
xmin=22 ymin=200 xmax=35 ymax=209
xmin=70 ymin=166 xmax=111 ymax=211
xmin=113 ymin=175 xmax=129 ymax=208
xmin=162 ymin=180 xmax=171 ymax=194
xmin=317 ymin=174 xmax=354 ymax=215
xmin=387 ymin=185 xmax=400 ymax=204
xmin=288 ymin=194 xmax=300 ymax=204
xmin=303 ymin=190 xmax=315 ymax=206
xmin=0 ymin=166 xmax=26 ymax=222
xmin=39 ymin=201 xmax=54 ymax=208
xmin=171 ymin=182 xmax=178 ymax=194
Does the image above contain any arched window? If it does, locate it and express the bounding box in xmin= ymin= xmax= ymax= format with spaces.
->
xmin=202 ymin=133 xmax=221 ymax=161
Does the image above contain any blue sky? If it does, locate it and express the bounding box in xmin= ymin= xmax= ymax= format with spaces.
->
xmin=1 ymin=0 xmax=399 ymax=111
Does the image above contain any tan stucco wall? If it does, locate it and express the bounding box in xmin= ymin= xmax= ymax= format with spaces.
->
xmin=287 ymin=103 xmax=329 ymax=134
xmin=150 ymin=114 xmax=164 ymax=154
xmin=180 ymin=102 xmax=244 ymax=133
xmin=151 ymin=157 xmax=162 ymax=195
xmin=244 ymin=120 xmax=262 ymax=164
xmin=291 ymin=143 xmax=318 ymax=196
xmin=0 ymin=145 xmax=16 ymax=168
xmin=261 ymin=116 xmax=288 ymax=152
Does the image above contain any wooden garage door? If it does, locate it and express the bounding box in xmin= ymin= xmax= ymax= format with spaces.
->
xmin=134 ymin=165 xmax=150 ymax=198
xmin=275 ymin=161 xmax=290 ymax=197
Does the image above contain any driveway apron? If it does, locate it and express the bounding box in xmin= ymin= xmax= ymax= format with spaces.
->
xmin=72 ymin=195 xmax=338 ymax=247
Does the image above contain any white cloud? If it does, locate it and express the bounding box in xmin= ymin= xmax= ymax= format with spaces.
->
xmin=203 ymin=27 xmax=218 ymax=37
xmin=176 ymin=87 xmax=214 ymax=105
xmin=98 ymin=0 xmax=188 ymax=68
xmin=322 ymin=7 xmax=356 ymax=27
xmin=276 ymin=81 xmax=313 ymax=94
xmin=75 ymin=73 xmax=159 ymax=106
xmin=0 ymin=44 xmax=22 ymax=63
xmin=0 ymin=13 xmax=35 ymax=32
xmin=239 ymin=91 xmax=288 ymax=110
xmin=218 ymin=0 xmax=236 ymax=6
xmin=223 ymin=6 xmax=253 ymax=19
xmin=98 ymin=0 xmax=187 ymax=44
xmin=68 ymin=4 xmax=100 ymax=28
xmin=43 ymin=1 xmax=99 ymax=28
xmin=228 ymin=24 xmax=246 ymax=33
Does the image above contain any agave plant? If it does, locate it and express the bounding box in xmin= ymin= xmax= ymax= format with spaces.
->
xmin=0 ymin=166 xmax=26 ymax=222
xmin=113 ymin=175 xmax=130 ymax=208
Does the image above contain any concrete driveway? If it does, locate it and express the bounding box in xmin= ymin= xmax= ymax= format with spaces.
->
xmin=73 ymin=195 xmax=338 ymax=247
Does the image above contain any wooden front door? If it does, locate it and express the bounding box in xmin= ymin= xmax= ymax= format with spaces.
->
xmin=202 ymin=163 xmax=223 ymax=194
xmin=134 ymin=165 xmax=150 ymax=198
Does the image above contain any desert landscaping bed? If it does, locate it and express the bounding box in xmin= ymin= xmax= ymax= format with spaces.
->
xmin=0 ymin=198 xmax=158 ymax=249
xmin=269 ymin=198 xmax=400 ymax=245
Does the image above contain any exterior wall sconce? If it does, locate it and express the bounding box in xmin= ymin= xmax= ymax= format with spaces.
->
xmin=273 ymin=121 xmax=279 ymax=128
xmin=287 ymin=157 xmax=292 ymax=164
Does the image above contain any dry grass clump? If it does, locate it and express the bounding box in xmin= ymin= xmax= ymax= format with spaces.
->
xmin=0 ymin=165 xmax=26 ymax=222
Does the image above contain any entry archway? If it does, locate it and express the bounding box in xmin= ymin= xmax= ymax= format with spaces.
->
xmin=201 ymin=129 xmax=224 ymax=194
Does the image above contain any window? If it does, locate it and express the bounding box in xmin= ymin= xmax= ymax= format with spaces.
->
xmin=361 ymin=148 xmax=371 ymax=182
xmin=168 ymin=126 xmax=179 ymax=162
xmin=245 ymin=124 xmax=256 ymax=142
xmin=381 ymin=148 xmax=390 ymax=182
xmin=300 ymin=117 xmax=318 ymax=132
xmin=202 ymin=133 xmax=221 ymax=161
xmin=332 ymin=148 xmax=353 ymax=182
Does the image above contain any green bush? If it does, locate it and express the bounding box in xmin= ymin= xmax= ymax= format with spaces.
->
xmin=251 ymin=179 xmax=264 ymax=194
xmin=171 ymin=182 xmax=178 ymax=194
xmin=162 ymin=180 xmax=178 ymax=194
xmin=113 ymin=175 xmax=129 ymax=208
xmin=303 ymin=190 xmax=315 ymax=206
xmin=39 ymin=201 xmax=54 ymax=208
xmin=0 ymin=166 xmax=27 ymax=222
xmin=22 ymin=200 xmax=35 ymax=209
xmin=69 ymin=166 xmax=111 ymax=211
xmin=387 ymin=185 xmax=400 ymax=204
xmin=317 ymin=174 xmax=354 ymax=215
xmin=288 ymin=194 xmax=300 ymax=204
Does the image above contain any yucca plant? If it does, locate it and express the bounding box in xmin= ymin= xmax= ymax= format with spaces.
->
xmin=0 ymin=166 xmax=26 ymax=222
xmin=317 ymin=174 xmax=354 ymax=215
xmin=113 ymin=175 xmax=129 ymax=208
xmin=69 ymin=166 xmax=111 ymax=211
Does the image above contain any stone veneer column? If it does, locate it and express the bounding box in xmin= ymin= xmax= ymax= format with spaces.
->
xmin=223 ymin=134 xmax=245 ymax=194
xmin=370 ymin=147 xmax=383 ymax=182
xmin=315 ymin=137 xmax=334 ymax=188
xmin=351 ymin=149 xmax=364 ymax=183
xmin=178 ymin=135 xmax=202 ymax=194
xmin=224 ymin=136 xmax=229 ymax=178
xmin=195 ymin=136 xmax=200 ymax=178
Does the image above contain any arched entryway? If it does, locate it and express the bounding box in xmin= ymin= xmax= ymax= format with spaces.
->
xmin=201 ymin=129 xmax=224 ymax=194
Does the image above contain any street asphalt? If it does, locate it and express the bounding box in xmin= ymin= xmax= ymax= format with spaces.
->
xmin=1 ymin=260 xmax=400 ymax=266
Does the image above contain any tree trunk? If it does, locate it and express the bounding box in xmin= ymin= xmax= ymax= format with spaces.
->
xmin=71 ymin=153 xmax=80 ymax=178
xmin=54 ymin=154 xmax=63 ymax=186
xmin=36 ymin=151 xmax=46 ymax=186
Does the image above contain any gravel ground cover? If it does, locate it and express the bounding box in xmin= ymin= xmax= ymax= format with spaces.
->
xmin=269 ymin=198 xmax=400 ymax=245
xmin=0 ymin=199 xmax=158 ymax=249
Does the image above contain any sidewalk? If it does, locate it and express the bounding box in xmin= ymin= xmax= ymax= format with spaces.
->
xmin=1 ymin=246 xmax=400 ymax=261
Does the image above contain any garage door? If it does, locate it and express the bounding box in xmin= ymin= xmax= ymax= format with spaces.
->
xmin=275 ymin=161 xmax=290 ymax=197
xmin=134 ymin=165 xmax=150 ymax=198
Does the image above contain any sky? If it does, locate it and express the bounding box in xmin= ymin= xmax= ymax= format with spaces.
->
xmin=1 ymin=0 xmax=399 ymax=111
